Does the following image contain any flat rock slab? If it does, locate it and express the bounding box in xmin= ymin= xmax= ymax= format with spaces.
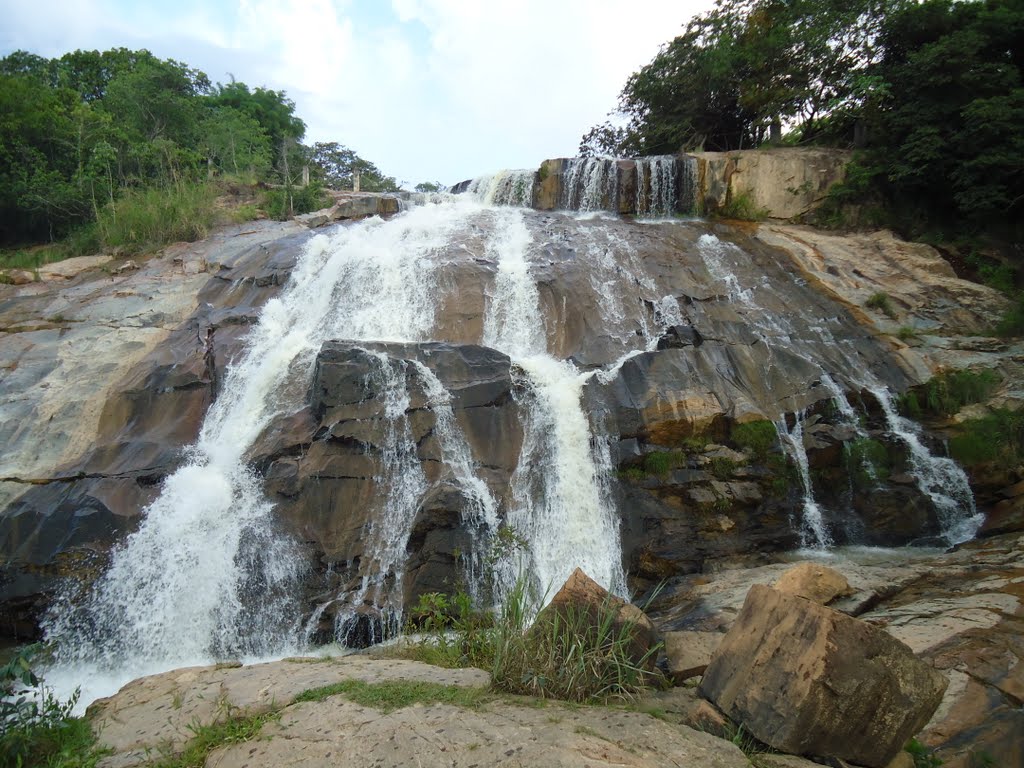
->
xmin=91 ymin=656 xmax=751 ymax=768
xmin=91 ymin=656 xmax=488 ymax=766
xmin=209 ymin=697 xmax=751 ymax=768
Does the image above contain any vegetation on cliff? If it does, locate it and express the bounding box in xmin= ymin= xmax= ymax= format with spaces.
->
xmin=0 ymin=48 xmax=399 ymax=255
xmin=582 ymin=0 xmax=1023 ymax=253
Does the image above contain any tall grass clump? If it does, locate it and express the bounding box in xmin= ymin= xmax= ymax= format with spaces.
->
xmin=949 ymin=407 xmax=1024 ymax=466
xmin=730 ymin=419 xmax=777 ymax=461
xmin=488 ymin=580 xmax=662 ymax=703
xmin=96 ymin=183 xmax=218 ymax=253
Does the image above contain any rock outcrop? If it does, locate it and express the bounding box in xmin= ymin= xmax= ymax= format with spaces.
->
xmin=700 ymin=584 xmax=948 ymax=767
xmin=89 ymin=656 xmax=752 ymax=768
xmin=773 ymin=562 xmax=852 ymax=604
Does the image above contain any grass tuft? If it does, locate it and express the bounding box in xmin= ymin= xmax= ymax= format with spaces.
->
xmin=96 ymin=184 xmax=218 ymax=254
xmin=293 ymin=679 xmax=491 ymax=712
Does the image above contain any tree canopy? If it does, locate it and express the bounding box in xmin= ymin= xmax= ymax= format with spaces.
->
xmin=0 ymin=47 xmax=399 ymax=245
xmin=582 ymin=0 xmax=1022 ymax=244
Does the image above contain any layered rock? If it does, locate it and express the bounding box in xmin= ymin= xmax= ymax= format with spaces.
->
xmin=700 ymin=584 xmax=948 ymax=767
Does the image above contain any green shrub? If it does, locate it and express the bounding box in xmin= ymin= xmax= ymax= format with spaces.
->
xmin=1 ymin=644 xmax=104 ymax=767
xmin=995 ymin=294 xmax=1024 ymax=337
xmin=896 ymin=326 xmax=919 ymax=341
xmin=905 ymin=737 xmax=943 ymax=768
xmin=730 ymin=420 xmax=777 ymax=461
xmin=949 ymin=408 xmax=1024 ymax=466
xmin=865 ymin=291 xmax=897 ymax=319
xmin=715 ymin=191 xmax=769 ymax=221
xmin=261 ymin=182 xmax=328 ymax=221
xmin=709 ymin=456 xmax=736 ymax=480
xmin=923 ymin=369 xmax=1001 ymax=418
xmin=97 ymin=183 xmax=218 ymax=254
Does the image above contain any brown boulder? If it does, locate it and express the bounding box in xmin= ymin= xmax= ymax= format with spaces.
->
xmin=700 ymin=584 xmax=948 ymax=768
xmin=773 ymin=562 xmax=853 ymax=604
xmin=538 ymin=567 xmax=659 ymax=671
xmin=664 ymin=630 xmax=721 ymax=683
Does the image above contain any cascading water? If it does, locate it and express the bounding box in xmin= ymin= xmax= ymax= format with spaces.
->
xmin=38 ymin=172 xmax=986 ymax=713
xmin=870 ymin=386 xmax=982 ymax=544
xmin=467 ymin=169 xmax=535 ymax=207
xmin=635 ymin=155 xmax=677 ymax=217
xmin=43 ymin=199 xmax=493 ymax=705
xmin=562 ymin=157 xmax=619 ymax=212
xmin=481 ymin=208 xmax=627 ymax=602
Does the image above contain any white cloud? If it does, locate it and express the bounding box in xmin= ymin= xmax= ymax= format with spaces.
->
xmin=1 ymin=0 xmax=714 ymax=184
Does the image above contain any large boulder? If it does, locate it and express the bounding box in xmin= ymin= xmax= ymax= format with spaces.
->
xmin=773 ymin=562 xmax=852 ymax=605
xmin=663 ymin=630 xmax=722 ymax=683
xmin=699 ymin=584 xmax=948 ymax=768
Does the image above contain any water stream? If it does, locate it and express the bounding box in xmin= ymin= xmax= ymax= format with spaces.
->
xmin=40 ymin=178 xmax=982 ymax=710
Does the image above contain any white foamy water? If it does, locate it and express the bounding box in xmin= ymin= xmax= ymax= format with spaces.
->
xmin=482 ymin=208 xmax=627 ymax=601
xmin=43 ymin=198 xmax=490 ymax=708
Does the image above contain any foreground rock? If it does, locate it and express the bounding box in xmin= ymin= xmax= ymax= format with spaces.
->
xmin=91 ymin=657 xmax=750 ymax=768
xmin=773 ymin=562 xmax=852 ymax=604
xmin=700 ymin=584 xmax=947 ymax=767
xmin=650 ymin=533 xmax=1023 ymax=768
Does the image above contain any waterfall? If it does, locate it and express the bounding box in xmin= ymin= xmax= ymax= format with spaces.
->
xmin=333 ymin=353 xmax=427 ymax=644
xmin=870 ymin=386 xmax=982 ymax=544
xmin=693 ymin=231 xmax=980 ymax=546
xmin=43 ymin=198 xmax=489 ymax=705
xmin=635 ymin=155 xmax=677 ymax=217
xmin=775 ymin=412 xmax=833 ymax=549
xmin=562 ymin=157 xmax=618 ymax=212
xmin=482 ymin=208 xmax=627 ymax=602
xmin=467 ymin=169 xmax=536 ymax=207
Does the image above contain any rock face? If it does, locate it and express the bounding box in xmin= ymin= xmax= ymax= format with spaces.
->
xmin=663 ymin=630 xmax=721 ymax=682
xmin=693 ymin=148 xmax=851 ymax=220
xmin=700 ymin=584 xmax=948 ymax=767
xmin=1 ymin=202 xmax=1008 ymax=641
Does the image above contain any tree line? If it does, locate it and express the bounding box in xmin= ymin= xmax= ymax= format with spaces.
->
xmin=581 ymin=0 xmax=1023 ymax=246
xmin=0 ymin=48 xmax=400 ymax=246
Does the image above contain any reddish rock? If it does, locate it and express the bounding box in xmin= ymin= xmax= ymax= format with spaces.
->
xmin=700 ymin=584 xmax=948 ymax=768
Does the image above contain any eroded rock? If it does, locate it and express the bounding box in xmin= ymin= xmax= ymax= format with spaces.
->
xmin=700 ymin=584 xmax=948 ymax=767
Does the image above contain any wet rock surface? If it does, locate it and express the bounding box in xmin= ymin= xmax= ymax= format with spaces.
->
xmin=2 ymin=207 xmax=1012 ymax=639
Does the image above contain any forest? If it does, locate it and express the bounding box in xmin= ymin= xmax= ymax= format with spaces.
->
xmin=0 ymin=47 xmax=400 ymax=253
xmin=581 ymin=0 xmax=1023 ymax=249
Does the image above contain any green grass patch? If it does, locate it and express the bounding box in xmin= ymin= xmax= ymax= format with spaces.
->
xmin=896 ymin=325 xmax=920 ymax=341
xmin=642 ymin=450 xmax=686 ymax=476
xmin=293 ymin=679 xmax=491 ymax=712
xmin=488 ymin=580 xmax=663 ymax=703
xmin=96 ymin=183 xmax=218 ymax=254
xmin=145 ymin=710 xmax=277 ymax=768
xmin=730 ymin=420 xmax=777 ymax=461
xmin=948 ymin=407 xmax=1024 ymax=466
xmin=715 ymin=191 xmax=769 ymax=221
xmin=865 ymin=291 xmax=898 ymax=319
xmin=924 ymin=369 xmax=1001 ymax=418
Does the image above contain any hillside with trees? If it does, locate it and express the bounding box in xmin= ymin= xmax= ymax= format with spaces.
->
xmin=0 ymin=47 xmax=399 ymax=257
xmin=581 ymin=0 xmax=1023 ymax=251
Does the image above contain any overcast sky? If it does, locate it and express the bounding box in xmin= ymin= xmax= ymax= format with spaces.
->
xmin=1 ymin=0 xmax=714 ymax=186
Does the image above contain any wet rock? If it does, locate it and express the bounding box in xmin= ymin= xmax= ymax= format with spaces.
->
xmin=773 ymin=562 xmax=853 ymax=605
xmin=656 ymin=324 xmax=704 ymax=350
xmin=700 ymin=584 xmax=948 ymax=767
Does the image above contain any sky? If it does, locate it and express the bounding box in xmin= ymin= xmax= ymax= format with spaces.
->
xmin=1 ymin=0 xmax=714 ymax=186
